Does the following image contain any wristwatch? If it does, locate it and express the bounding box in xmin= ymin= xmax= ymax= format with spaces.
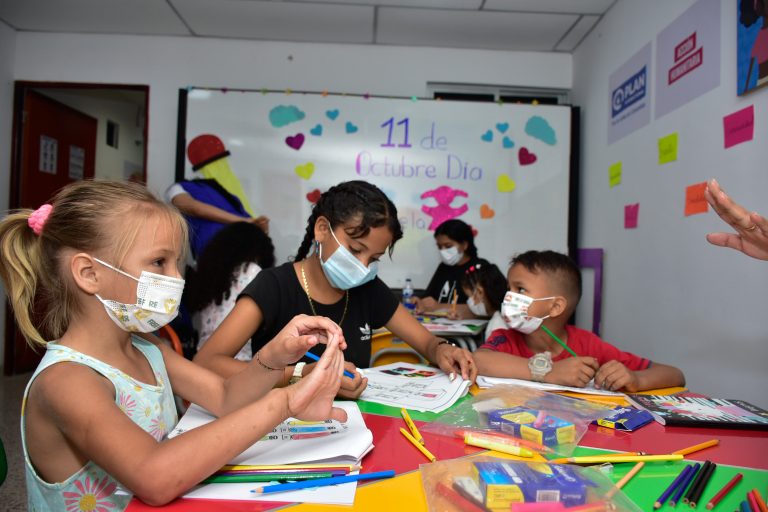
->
xmin=290 ymin=362 xmax=306 ymax=385
xmin=528 ymin=351 xmax=553 ymax=382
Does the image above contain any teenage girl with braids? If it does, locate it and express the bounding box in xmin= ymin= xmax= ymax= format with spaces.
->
xmin=0 ymin=180 xmax=347 ymax=510
xmin=195 ymin=181 xmax=477 ymax=397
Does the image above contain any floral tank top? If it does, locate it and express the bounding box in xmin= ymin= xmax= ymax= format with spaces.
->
xmin=22 ymin=336 xmax=178 ymax=512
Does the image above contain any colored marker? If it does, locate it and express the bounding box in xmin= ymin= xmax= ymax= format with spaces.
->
xmin=303 ymin=351 xmax=355 ymax=379
xmin=251 ymin=470 xmax=395 ymax=494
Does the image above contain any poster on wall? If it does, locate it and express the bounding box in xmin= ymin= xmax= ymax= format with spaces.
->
xmin=181 ymin=89 xmax=573 ymax=288
xmin=738 ymin=0 xmax=768 ymax=95
xmin=655 ymin=0 xmax=721 ymax=118
xmin=608 ymin=44 xmax=652 ymax=144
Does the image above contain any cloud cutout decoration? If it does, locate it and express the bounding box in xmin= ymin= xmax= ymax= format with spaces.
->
xmin=269 ymin=105 xmax=306 ymax=128
xmin=525 ymin=116 xmax=557 ymax=145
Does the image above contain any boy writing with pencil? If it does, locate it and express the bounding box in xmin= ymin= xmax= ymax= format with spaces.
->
xmin=473 ymin=250 xmax=685 ymax=392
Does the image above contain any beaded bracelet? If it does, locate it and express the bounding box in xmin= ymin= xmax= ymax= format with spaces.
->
xmin=255 ymin=350 xmax=283 ymax=371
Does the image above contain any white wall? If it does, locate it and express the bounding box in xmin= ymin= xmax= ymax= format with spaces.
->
xmin=35 ymin=89 xmax=145 ymax=181
xmin=12 ymin=32 xmax=572 ymax=198
xmin=0 ymin=20 xmax=16 ymax=373
xmin=573 ymin=0 xmax=768 ymax=406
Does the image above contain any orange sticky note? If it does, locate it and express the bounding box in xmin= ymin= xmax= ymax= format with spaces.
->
xmin=684 ymin=182 xmax=708 ymax=216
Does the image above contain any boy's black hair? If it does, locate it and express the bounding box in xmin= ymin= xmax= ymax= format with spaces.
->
xmin=434 ymin=219 xmax=478 ymax=259
xmin=510 ymin=250 xmax=582 ymax=306
xmin=294 ymin=180 xmax=403 ymax=260
xmin=461 ymin=262 xmax=507 ymax=313
xmin=184 ymin=221 xmax=275 ymax=312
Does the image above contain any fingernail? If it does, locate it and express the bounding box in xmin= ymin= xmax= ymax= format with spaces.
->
xmin=449 ymin=372 xmax=456 ymax=382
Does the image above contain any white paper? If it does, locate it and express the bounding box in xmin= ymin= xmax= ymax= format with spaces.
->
xmin=476 ymin=375 xmax=626 ymax=398
xmin=359 ymin=362 xmax=470 ymax=413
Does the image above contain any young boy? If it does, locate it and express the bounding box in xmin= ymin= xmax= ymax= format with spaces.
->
xmin=473 ymin=250 xmax=685 ymax=392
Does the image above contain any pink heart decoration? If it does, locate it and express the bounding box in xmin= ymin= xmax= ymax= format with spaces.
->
xmin=519 ymin=147 xmax=537 ymax=165
xmin=286 ymin=133 xmax=305 ymax=151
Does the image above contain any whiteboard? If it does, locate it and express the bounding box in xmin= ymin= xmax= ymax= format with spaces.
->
xmin=181 ymin=89 xmax=573 ymax=288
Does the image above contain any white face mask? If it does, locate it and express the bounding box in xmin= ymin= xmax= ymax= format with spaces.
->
xmin=93 ymin=257 xmax=184 ymax=333
xmin=439 ymin=246 xmax=463 ymax=266
xmin=501 ymin=291 xmax=555 ymax=334
xmin=319 ymin=226 xmax=378 ymax=290
xmin=467 ymin=295 xmax=488 ymax=317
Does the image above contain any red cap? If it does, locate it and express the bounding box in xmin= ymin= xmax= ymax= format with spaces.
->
xmin=187 ymin=134 xmax=230 ymax=170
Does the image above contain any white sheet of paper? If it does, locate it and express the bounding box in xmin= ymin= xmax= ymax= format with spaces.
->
xmin=359 ymin=363 xmax=470 ymax=413
xmin=476 ymin=375 xmax=626 ymax=397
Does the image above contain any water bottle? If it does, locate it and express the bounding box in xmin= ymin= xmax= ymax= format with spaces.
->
xmin=402 ymin=278 xmax=416 ymax=313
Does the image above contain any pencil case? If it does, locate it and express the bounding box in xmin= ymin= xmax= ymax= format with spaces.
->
xmin=593 ymin=406 xmax=653 ymax=432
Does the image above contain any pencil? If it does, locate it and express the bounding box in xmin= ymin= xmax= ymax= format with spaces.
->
xmin=435 ymin=482 xmax=486 ymax=512
xmin=400 ymin=408 xmax=424 ymax=444
xmin=451 ymin=289 xmax=458 ymax=315
xmin=741 ymin=500 xmax=754 ymax=512
xmin=669 ymin=462 xmax=700 ymax=507
xmin=705 ymin=472 xmax=743 ymax=509
xmin=605 ymin=461 xmax=644 ymax=499
xmin=654 ymin=463 xmax=692 ymax=509
xmin=303 ymin=351 xmax=355 ymax=379
xmin=400 ymin=427 xmax=437 ymax=462
xmin=689 ymin=461 xmax=716 ymax=508
xmin=753 ymin=489 xmax=768 ymax=512
xmin=222 ymin=464 xmax=359 ymax=472
xmin=204 ymin=471 xmax=336 ymax=483
xmin=673 ymin=438 xmax=720 ymax=456
xmin=549 ymin=454 xmax=683 ymax=464
xmin=683 ymin=460 xmax=712 ymax=505
xmin=541 ymin=325 xmax=579 ymax=358
xmin=251 ymin=469 xmax=396 ymax=494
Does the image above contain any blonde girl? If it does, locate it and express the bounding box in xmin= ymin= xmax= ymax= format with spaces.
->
xmin=0 ymin=180 xmax=347 ymax=511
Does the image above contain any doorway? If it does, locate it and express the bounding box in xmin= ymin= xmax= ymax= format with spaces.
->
xmin=4 ymin=82 xmax=149 ymax=375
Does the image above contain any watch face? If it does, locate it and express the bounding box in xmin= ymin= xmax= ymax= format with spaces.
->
xmin=533 ymin=358 xmax=549 ymax=370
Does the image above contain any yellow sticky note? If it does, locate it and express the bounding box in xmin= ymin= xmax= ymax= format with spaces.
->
xmin=608 ymin=161 xmax=622 ymax=188
xmin=658 ymin=133 xmax=678 ymax=165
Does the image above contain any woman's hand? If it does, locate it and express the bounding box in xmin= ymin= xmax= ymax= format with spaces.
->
xmin=302 ymin=361 xmax=368 ymax=399
xmin=283 ymin=333 xmax=347 ymax=423
xmin=705 ymin=179 xmax=768 ymax=260
xmin=414 ymin=296 xmax=438 ymax=314
xmin=433 ymin=342 xmax=477 ymax=382
xmin=260 ymin=314 xmax=346 ymax=369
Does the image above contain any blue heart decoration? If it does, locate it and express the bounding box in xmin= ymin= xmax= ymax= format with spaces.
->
xmin=502 ymin=136 xmax=515 ymax=149
xmin=496 ymin=123 xmax=509 ymax=133
xmin=345 ymin=122 xmax=358 ymax=134
xmin=326 ymin=109 xmax=340 ymax=121
xmin=481 ymin=130 xmax=493 ymax=142
xmin=310 ymin=124 xmax=323 ymax=136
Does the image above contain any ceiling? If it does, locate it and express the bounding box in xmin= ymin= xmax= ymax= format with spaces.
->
xmin=0 ymin=0 xmax=614 ymax=53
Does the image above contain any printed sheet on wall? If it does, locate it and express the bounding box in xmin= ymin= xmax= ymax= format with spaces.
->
xmin=181 ymin=89 xmax=573 ymax=288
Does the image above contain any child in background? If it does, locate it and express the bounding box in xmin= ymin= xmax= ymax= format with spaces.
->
xmin=184 ymin=221 xmax=275 ymax=360
xmin=473 ymin=250 xmax=685 ymax=392
xmin=194 ymin=180 xmax=476 ymax=397
xmin=460 ymin=262 xmax=508 ymax=341
xmin=0 ymin=181 xmax=347 ymax=510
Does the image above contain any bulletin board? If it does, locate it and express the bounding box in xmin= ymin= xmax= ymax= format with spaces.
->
xmin=177 ymin=88 xmax=576 ymax=288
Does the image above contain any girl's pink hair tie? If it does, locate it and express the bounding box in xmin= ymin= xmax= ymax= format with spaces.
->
xmin=28 ymin=204 xmax=53 ymax=236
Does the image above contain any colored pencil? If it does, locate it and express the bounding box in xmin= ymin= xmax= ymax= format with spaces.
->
xmin=753 ymin=489 xmax=768 ymax=512
xmin=216 ymin=469 xmax=347 ymax=477
xmin=222 ymin=463 xmax=359 ymax=471
xmin=669 ymin=462 xmax=700 ymax=507
xmin=741 ymin=500 xmax=754 ymax=512
xmin=451 ymin=289 xmax=458 ymax=315
xmin=605 ymin=461 xmax=644 ymax=499
xmin=684 ymin=460 xmax=713 ymax=505
xmin=673 ymin=439 xmax=720 ymax=456
xmin=400 ymin=427 xmax=437 ymax=462
xmin=251 ymin=470 xmax=395 ymax=494
xmin=303 ymin=350 xmax=355 ymax=378
xmin=400 ymin=408 xmax=424 ymax=444
xmin=541 ymin=324 xmax=579 ymax=357
xmin=749 ymin=491 xmax=762 ymax=512
xmin=654 ymin=463 xmax=693 ymax=509
xmin=690 ymin=461 xmax=716 ymax=508
xmin=705 ymin=472 xmax=743 ymax=510
xmin=549 ymin=454 xmax=683 ymax=464
xmin=204 ymin=472 xmax=336 ymax=483
xmin=435 ymin=482 xmax=486 ymax=512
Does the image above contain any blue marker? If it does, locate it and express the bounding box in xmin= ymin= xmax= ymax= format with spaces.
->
xmin=303 ymin=351 xmax=356 ymax=379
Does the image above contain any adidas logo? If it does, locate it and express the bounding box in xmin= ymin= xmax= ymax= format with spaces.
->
xmin=359 ymin=323 xmax=371 ymax=341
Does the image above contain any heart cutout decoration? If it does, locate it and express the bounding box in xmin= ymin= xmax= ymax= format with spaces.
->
xmin=519 ymin=147 xmax=537 ymax=165
xmin=285 ymin=133 xmax=305 ymax=151
xmin=306 ymin=189 xmax=321 ymax=203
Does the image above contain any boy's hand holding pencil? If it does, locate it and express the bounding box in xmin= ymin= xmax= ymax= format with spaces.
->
xmin=546 ymin=356 xmax=599 ymax=387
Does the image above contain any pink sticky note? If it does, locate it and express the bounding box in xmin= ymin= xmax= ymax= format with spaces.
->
xmin=685 ymin=182 xmax=709 ymax=216
xmin=625 ymin=203 xmax=639 ymax=229
xmin=723 ymin=105 xmax=754 ymax=149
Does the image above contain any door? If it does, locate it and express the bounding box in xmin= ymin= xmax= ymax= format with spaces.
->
xmin=5 ymin=90 xmax=97 ymax=374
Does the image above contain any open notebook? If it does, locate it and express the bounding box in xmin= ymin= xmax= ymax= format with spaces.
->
xmin=476 ymin=375 xmax=626 ymax=398
xmin=168 ymin=401 xmax=373 ymax=504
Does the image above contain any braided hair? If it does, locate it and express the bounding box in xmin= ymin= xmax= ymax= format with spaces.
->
xmin=294 ymin=181 xmax=403 ymax=261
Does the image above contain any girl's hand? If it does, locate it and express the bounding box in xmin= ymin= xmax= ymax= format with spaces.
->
xmin=414 ymin=296 xmax=438 ymax=314
xmin=594 ymin=360 xmax=638 ymax=392
xmin=546 ymin=357 xmax=599 ymax=387
xmin=261 ymin=314 xmax=346 ymax=368
xmin=434 ymin=342 xmax=477 ymax=382
xmin=302 ymin=361 xmax=368 ymax=399
xmin=284 ymin=333 xmax=347 ymax=423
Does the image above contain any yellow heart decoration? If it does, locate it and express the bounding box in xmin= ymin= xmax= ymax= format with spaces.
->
xmin=497 ymin=174 xmax=516 ymax=193
xmin=295 ymin=162 xmax=315 ymax=180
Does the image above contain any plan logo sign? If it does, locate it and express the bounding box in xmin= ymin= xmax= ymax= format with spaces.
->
xmin=612 ymin=66 xmax=647 ymax=119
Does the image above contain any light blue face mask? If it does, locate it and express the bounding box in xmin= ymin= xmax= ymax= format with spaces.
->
xmin=319 ymin=225 xmax=379 ymax=290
